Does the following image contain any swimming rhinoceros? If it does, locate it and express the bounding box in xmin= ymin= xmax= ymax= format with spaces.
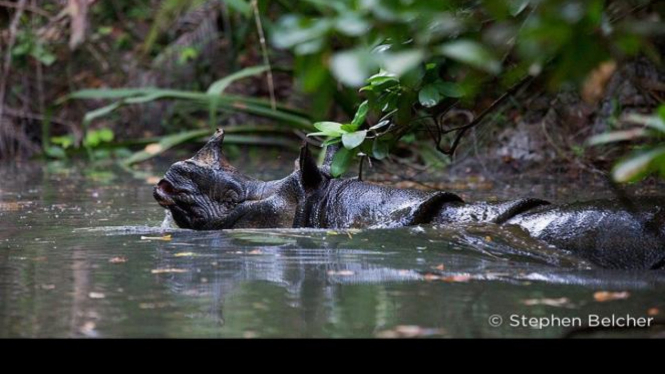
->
xmin=153 ymin=129 xmax=665 ymax=270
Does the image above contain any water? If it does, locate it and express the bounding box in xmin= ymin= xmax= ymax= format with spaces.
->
xmin=1 ymin=160 xmax=665 ymax=338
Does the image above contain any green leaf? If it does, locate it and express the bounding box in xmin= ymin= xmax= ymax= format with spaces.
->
xmin=367 ymin=72 xmax=398 ymax=86
xmin=658 ymin=105 xmax=665 ymax=123
xmin=380 ymin=49 xmax=424 ymax=76
xmin=419 ymin=84 xmax=443 ymax=107
xmin=587 ymin=129 xmax=649 ymax=146
xmin=50 ymin=135 xmax=74 ymax=149
xmin=369 ymin=120 xmax=390 ymax=131
xmin=84 ymin=131 xmax=101 ymax=148
xmin=438 ymin=40 xmax=501 ymax=74
xmin=83 ymin=102 xmax=122 ymax=126
xmin=341 ymin=123 xmax=358 ymax=132
xmin=331 ymin=146 xmax=353 ymax=177
xmin=313 ymin=121 xmax=345 ymax=136
xmin=331 ymin=49 xmax=376 ymax=87
xmin=612 ymin=147 xmax=665 ymax=183
xmin=322 ymin=137 xmax=342 ymax=146
xmin=207 ymin=65 xmax=269 ymax=95
xmin=225 ymin=0 xmax=251 ymax=16
xmin=351 ymin=100 xmax=369 ymax=127
xmin=509 ymin=0 xmax=531 ymax=16
xmin=68 ymin=88 xmax=149 ymax=100
xmin=438 ymin=82 xmax=465 ymax=98
xmin=335 ymin=14 xmax=369 ymax=36
xmin=45 ymin=145 xmax=66 ymax=159
xmin=624 ymin=113 xmax=665 ymax=133
xmin=98 ymin=128 xmax=114 ymax=142
xmin=372 ymin=139 xmax=390 ymax=159
xmin=342 ymin=130 xmax=367 ymax=149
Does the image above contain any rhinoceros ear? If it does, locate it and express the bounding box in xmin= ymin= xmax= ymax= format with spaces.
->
xmin=321 ymin=143 xmax=340 ymax=174
xmin=298 ymin=143 xmax=323 ymax=192
xmin=190 ymin=128 xmax=233 ymax=169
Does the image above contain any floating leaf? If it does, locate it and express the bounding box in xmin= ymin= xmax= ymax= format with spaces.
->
xmin=141 ymin=234 xmax=172 ymax=241
xmin=522 ymin=297 xmax=573 ymax=307
xmin=593 ymin=291 xmax=630 ymax=302
xmin=151 ymin=268 xmax=187 ymax=274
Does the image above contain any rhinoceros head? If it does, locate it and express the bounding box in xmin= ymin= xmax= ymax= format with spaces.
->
xmin=154 ymin=129 xmax=305 ymax=229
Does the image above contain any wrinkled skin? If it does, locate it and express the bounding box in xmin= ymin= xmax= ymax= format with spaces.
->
xmin=155 ymin=130 xmax=665 ymax=270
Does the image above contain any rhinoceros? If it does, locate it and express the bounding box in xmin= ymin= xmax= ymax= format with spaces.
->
xmin=153 ymin=129 xmax=665 ymax=270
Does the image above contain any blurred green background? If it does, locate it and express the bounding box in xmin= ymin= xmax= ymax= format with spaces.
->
xmin=0 ymin=0 xmax=664 ymax=183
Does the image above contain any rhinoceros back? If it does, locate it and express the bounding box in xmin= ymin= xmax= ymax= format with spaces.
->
xmin=505 ymin=197 xmax=665 ymax=269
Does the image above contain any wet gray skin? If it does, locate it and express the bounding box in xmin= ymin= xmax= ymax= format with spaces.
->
xmin=5 ymin=153 xmax=665 ymax=338
xmin=155 ymin=130 xmax=665 ymax=270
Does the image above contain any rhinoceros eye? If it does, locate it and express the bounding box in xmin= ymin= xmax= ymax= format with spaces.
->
xmin=223 ymin=190 xmax=240 ymax=205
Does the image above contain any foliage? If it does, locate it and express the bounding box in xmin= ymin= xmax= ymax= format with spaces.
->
xmin=62 ymin=65 xmax=312 ymax=164
xmin=589 ymin=105 xmax=665 ymax=183
xmin=272 ymin=0 xmax=663 ymax=176
xmin=1 ymin=0 xmax=662 ymax=185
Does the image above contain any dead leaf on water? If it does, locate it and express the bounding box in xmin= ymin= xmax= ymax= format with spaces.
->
xmin=522 ymin=297 xmax=572 ymax=308
xmin=141 ymin=234 xmax=172 ymax=241
xmin=442 ymin=274 xmax=472 ymax=283
xmin=328 ymin=270 xmax=355 ymax=276
xmin=0 ymin=202 xmax=28 ymax=211
xmin=376 ymin=325 xmax=446 ymax=338
xmin=174 ymin=252 xmax=195 ymax=257
xmin=593 ymin=291 xmax=630 ymax=302
xmin=80 ymin=321 xmax=96 ymax=335
xmin=151 ymin=268 xmax=187 ymax=274
xmin=109 ymin=256 xmax=127 ymax=263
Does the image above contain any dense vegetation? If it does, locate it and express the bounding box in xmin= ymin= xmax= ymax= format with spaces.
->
xmin=0 ymin=0 xmax=663 ymax=182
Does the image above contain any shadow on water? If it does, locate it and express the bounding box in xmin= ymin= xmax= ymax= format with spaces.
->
xmin=1 ymin=160 xmax=665 ymax=338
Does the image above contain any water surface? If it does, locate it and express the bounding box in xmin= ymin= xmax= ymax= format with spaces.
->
xmin=1 ymin=160 xmax=664 ymax=338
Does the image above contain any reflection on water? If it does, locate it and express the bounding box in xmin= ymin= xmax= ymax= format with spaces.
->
xmin=1 ymin=160 xmax=664 ymax=338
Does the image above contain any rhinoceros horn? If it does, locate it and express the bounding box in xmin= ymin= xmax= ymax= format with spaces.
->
xmin=190 ymin=128 xmax=232 ymax=169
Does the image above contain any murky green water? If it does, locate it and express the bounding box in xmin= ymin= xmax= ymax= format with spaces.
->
xmin=1 ymin=159 xmax=664 ymax=338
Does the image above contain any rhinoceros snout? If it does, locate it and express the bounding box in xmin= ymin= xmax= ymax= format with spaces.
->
xmin=153 ymin=179 xmax=176 ymax=207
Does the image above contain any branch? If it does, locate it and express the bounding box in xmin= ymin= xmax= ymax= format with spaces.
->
xmin=435 ymin=75 xmax=533 ymax=157
xmin=0 ymin=0 xmax=51 ymax=19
